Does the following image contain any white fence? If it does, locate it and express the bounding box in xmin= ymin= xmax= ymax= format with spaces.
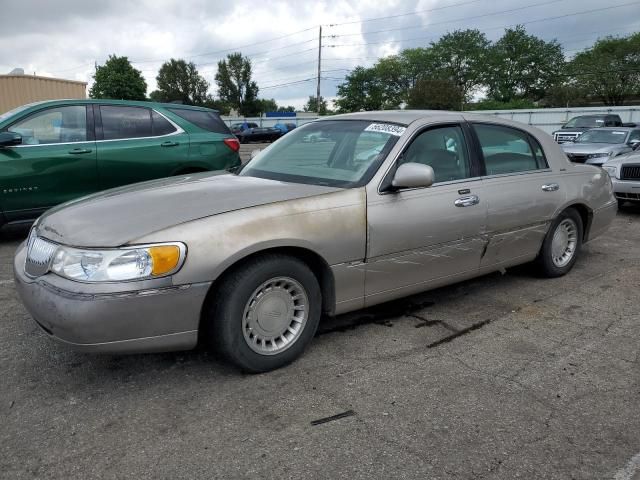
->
xmin=223 ymin=105 xmax=640 ymax=135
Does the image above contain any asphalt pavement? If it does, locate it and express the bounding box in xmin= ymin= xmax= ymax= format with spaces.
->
xmin=1 ymin=204 xmax=639 ymax=480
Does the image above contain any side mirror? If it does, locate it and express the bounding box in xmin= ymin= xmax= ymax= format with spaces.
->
xmin=391 ymin=162 xmax=435 ymax=190
xmin=629 ymin=139 xmax=640 ymax=150
xmin=0 ymin=131 xmax=22 ymax=147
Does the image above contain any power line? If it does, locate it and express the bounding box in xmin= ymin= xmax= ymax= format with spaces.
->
xmin=325 ymin=0 xmax=486 ymax=27
xmin=326 ymin=3 xmax=640 ymax=49
xmin=325 ymin=0 xmax=568 ymax=39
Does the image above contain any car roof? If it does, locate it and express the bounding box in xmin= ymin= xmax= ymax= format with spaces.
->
xmin=321 ymin=110 xmax=466 ymax=125
xmin=11 ymin=98 xmax=219 ymax=113
xmin=584 ymin=127 xmax=635 ymax=132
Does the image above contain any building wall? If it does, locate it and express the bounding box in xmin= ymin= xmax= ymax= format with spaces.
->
xmin=0 ymin=75 xmax=87 ymax=114
xmin=224 ymin=106 xmax=640 ymax=133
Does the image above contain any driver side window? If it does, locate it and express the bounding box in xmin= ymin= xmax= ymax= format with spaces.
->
xmin=400 ymin=125 xmax=471 ymax=183
xmin=8 ymin=106 xmax=87 ymax=145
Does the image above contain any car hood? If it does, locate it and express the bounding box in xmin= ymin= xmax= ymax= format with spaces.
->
xmin=561 ymin=143 xmax=622 ymax=154
xmin=604 ymin=151 xmax=640 ymax=167
xmin=35 ymin=172 xmax=342 ymax=247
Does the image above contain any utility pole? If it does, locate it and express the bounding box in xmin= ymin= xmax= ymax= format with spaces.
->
xmin=316 ymin=25 xmax=322 ymax=115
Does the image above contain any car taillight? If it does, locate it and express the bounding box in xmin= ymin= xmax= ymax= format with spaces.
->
xmin=224 ymin=138 xmax=240 ymax=152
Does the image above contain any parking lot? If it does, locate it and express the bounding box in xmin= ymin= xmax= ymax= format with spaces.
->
xmin=1 ymin=201 xmax=639 ymax=479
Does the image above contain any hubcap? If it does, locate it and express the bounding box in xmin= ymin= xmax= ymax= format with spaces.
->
xmin=242 ymin=277 xmax=309 ymax=355
xmin=551 ymin=218 xmax=578 ymax=268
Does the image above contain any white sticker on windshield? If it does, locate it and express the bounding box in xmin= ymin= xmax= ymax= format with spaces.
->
xmin=364 ymin=123 xmax=407 ymax=136
xmin=612 ymin=131 xmax=626 ymax=135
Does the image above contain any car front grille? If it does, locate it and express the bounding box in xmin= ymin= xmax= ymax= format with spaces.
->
xmin=25 ymin=231 xmax=57 ymax=278
xmin=566 ymin=153 xmax=588 ymax=163
xmin=554 ymin=133 xmax=580 ymax=143
xmin=621 ymin=165 xmax=640 ymax=180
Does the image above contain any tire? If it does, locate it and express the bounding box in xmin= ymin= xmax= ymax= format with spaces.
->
xmin=205 ymin=254 xmax=322 ymax=373
xmin=535 ymin=208 xmax=583 ymax=278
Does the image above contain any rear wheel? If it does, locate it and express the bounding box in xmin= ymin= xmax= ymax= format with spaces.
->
xmin=204 ymin=254 xmax=322 ymax=373
xmin=535 ymin=208 xmax=583 ymax=277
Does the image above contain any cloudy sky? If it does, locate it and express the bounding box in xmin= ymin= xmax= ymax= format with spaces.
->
xmin=1 ymin=0 xmax=638 ymax=109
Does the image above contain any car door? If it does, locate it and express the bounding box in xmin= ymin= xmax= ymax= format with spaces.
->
xmin=0 ymin=104 xmax=97 ymax=221
xmin=364 ymin=123 xmax=488 ymax=304
xmin=470 ymin=122 xmax=563 ymax=268
xmin=95 ymin=105 xmax=190 ymax=190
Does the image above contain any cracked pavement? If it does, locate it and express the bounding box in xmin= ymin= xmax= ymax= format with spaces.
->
xmin=1 ymin=205 xmax=639 ymax=479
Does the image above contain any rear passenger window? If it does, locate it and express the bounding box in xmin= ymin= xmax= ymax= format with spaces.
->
xmin=151 ymin=110 xmax=177 ymax=136
xmin=101 ymin=106 xmax=152 ymax=140
xmin=473 ymin=124 xmax=544 ymax=175
xmin=167 ymin=108 xmax=230 ymax=134
xmin=400 ymin=125 xmax=471 ymax=183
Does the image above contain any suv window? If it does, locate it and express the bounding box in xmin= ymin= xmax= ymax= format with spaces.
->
xmin=168 ymin=108 xmax=230 ymax=134
xmin=628 ymin=130 xmax=640 ymax=143
xmin=100 ymin=106 xmax=152 ymax=140
xmin=473 ymin=124 xmax=544 ymax=175
xmin=8 ymin=105 xmax=87 ymax=145
xmin=400 ymin=125 xmax=471 ymax=183
xmin=151 ymin=110 xmax=177 ymax=136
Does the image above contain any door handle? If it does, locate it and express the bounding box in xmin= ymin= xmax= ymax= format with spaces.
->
xmin=68 ymin=148 xmax=92 ymax=154
xmin=161 ymin=141 xmax=180 ymax=147
xmin=541 ymin=183 xmax=559 ymax=192
xmin=454 ymin=195 xmax=480 ymax=207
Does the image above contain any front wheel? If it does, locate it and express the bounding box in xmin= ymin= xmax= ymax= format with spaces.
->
xmin=535 ymin=208 xmax=583 ymax=277
xmin=204 ymin=254 xmax=322 ymax=373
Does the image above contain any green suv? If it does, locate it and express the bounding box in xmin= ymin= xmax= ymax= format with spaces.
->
xmin=0 ymin=99 xmax=241 ymax=228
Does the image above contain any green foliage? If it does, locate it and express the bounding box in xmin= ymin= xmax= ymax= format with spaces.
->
xmin=485 ymin=26 xmax=564 ymax=103
xmin=151 ymin=59 xmax=209 ymax=105
xmin=407 ymin=78 xmax=463 ymax=110
xmin=277 ymin=105 xmax=296 ymax=113
xmin=89 ymin=55 xmax=147 ymax=100
xmin=569 ymin=33 xmax=640 ymax=105
xmin=256 ymin=98 xmax=278 ymax=114
xmin=304 ymin=96 xmax=329 ymax=114
xmin=335 ymin=67 xmax=388 ymax=112
xmin=429 ymin=29 xmax=490 ymax=106
xmin=215 ymin=53 xmax=259 ymax=116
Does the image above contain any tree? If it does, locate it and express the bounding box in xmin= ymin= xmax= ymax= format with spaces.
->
xmin=569 ymin=33 xmax=640 ymax=106
xmin=150 ymin=59 xmax=209 ymax=105
xmin=256 ymin=98 xmax=278 ymax=114
xmin=429 ymin=29 xmax=490 ymax=108
xmin=277 ymin=105 xmax=296 ymax=113
xmin=89 ymin=55 xmax=147 ymax=100
xmin=215 ymin=53 xmax=259 ymax=116
xmin=407 ymin=78 xmax=463 ymax=110
xmin=304 ymin=96 xmax=328 ymax=114
xmin=485 ymin=26 xmax=564 ymax=103
xmin=335 ymin=67 xmax=387 ymax=112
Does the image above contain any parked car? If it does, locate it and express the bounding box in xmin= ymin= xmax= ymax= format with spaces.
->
xmin=14 ymin=111 xmax=617 ymax=372
xmin=235 ymin=126 xmax=282 ymax=143
xmin=274 ymin=122 xmax=296 ymax=134
xmin=602 ymin=149 xmax=640 ymax=205
xmin=561 ymin=127 xmax=640 ymax=166
xmin=230 ymin=122 xmax=258 ymax=134
xmin=552 ymin=114 xmax=623 ymax=143
xmin=0 ymin=100 xmax=240 ymax=229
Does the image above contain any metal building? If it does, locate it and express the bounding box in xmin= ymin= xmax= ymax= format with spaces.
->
xmin=0 ymin=74 xmax=87 ymax=114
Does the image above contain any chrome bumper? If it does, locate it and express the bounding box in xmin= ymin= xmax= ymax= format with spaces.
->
xmin=13 ymin=242 xmax=211 ymax=353
xmin=611 ymin=178 xmax=640 ymax=201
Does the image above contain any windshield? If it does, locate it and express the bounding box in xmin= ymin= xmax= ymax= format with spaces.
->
xmin=575 ymin=129 xmax=628 ymax=144
xmin=239 ymin=120 xmax=404 ymax=187
xmin=564 ymin=116 xmax=605 ymax=128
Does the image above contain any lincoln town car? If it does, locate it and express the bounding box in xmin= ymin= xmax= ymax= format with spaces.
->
xmin=14 ymin=111 xmax=617 ymax=372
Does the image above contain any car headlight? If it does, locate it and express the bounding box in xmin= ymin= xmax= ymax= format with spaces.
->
xmin=50 ymin=243 xmax=186 ymax=282
xmin=602 ymin=165 xmax=617 ymax=177
xmin=587 ymin=152 xmax=612 ymax=159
